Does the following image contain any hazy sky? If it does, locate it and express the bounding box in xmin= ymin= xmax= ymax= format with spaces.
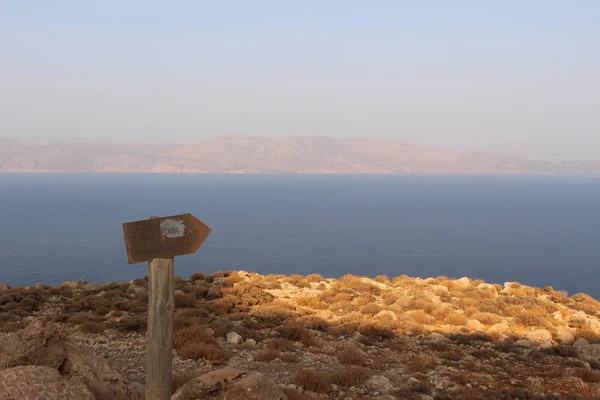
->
xmin=1 ymin=1 xmax=599 ymax=161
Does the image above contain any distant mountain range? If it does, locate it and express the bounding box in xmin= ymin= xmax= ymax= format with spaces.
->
xmin=1 ymin=135 xmax=598 ymax=174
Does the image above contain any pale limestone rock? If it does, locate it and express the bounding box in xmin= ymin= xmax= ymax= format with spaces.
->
xmin=525 ymin=329 xmax=553 ymax=347
xmin=454 ymin=277 xmax=471 ymax=288
xmin=0 ymin=365 xmax=94 ymax=400
xmin=555 ymin=329 xmax=575 ymax=345
xmin=226 ymin=332 xmax=243 ymax=345
xmin=466 ymin=319 xmax=485 ymax=332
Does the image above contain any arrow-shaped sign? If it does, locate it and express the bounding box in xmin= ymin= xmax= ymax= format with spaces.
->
xmin=122 ymin=213 xmax=212 ymax=264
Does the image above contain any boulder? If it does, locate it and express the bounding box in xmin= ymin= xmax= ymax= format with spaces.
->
xmin=525 ymin=329 xmax=553 ymax=347
xmin=555 ymin=329 xmax=575 ymax=345
xmin=0 ymin=320 xmax=67 ymax=370
xmin=0 ymin=365 xmax=94 ymax=400
xmin=61 ymin=344 xmax=144 ymax=400
xmin=365 ymin=375 xmax=394 ymax=394
xmin=172 ymin=368 xmax=244 ymax=400
xmin=226 ymin=332 xmax=243 ymax=345
xmin=466 ymin=319 xmax=485 ymax=332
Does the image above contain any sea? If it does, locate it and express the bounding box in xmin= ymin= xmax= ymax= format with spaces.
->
xmin=1 ymin=174 xmax=599 ymax=298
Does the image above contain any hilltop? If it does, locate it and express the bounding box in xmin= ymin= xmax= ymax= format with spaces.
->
xmin=1 ymin=272 xmax=600 ymax=399
xmin=1 ymin=135 xmax=599 ymax=174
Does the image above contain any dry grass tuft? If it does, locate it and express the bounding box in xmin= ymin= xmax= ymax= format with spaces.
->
xmin=293 ymin=369 xmax=331 ymax=394
xmin=330 ymin=366 xmax=372 ymax=387
xmin=336 ymin=348 xmax=366 ymax=366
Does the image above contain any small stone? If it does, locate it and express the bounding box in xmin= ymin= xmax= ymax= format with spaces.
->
xmin=245 ymin=339 xmax=257 ymax=346
xmin=421 ymin=395 xmax=435 ymax=400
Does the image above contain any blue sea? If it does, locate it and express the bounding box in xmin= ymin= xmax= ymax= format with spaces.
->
xmin=1 ymin=174 xmax=599 ymax=298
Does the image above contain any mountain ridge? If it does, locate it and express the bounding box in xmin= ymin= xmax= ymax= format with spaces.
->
xmin=1 ymin=136 xmax=599 ymax=174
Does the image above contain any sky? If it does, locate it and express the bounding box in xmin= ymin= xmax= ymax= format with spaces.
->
xmin=1 ymin=1 xmax=599 ymax=161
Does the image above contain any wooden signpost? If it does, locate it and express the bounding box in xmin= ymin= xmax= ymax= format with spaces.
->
xmin=123 ymin=213 xmax=212 ymax=400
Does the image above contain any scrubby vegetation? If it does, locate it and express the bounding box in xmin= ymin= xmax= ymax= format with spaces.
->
xmin=2 ymin=271 xmax=600 ymax=398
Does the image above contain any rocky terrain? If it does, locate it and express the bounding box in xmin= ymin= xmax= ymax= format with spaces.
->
xmin=1 ymin=135 xmax=599 ymax=174
xmin=1 ymin=272 xmax=600 ymax=399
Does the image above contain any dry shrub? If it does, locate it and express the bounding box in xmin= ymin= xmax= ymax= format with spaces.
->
xmin=254 ymin=349 xmax=282 ymax=362
xmin=306 ymin=274 xmax=324 ymax=283
xmin=266 ymin=338 xmax=295 ymax=351
xmin=253 ymin=305 xmax=295 ymax=324
xmin=295 ymin=315 xmax=328 ymax=331
xmin=440 ymin=351 xmax=463 ymax=362
xmin=330 ymin=301 xmax=360 ymax=313
xmin=407 ymin=310 xmax=436 ymax=325
xmin=571 ymin=293 xmax=600 ymax=316
xmin=477 ymin=300 xmax=502 ymax=315
xmin=175 ymin=293 xmax=197 ymax=308
xmin=471 ymin=349 xmax=497 ymax=359
xmin=406 ymin=357 xmax=437 ymax=373
xmin=382 ymin=292 xmax=403 ymax=305
xmin=514 ymin=311 xmax=547 ymax=328
xmin=330 ymin=366 xmax=372 ymax=387
xmin=470 ymin=312 xmax=503 ymax=326
xmin=430 ymin=306 xmax=450 ymax=320
xmin=358 ymin=322 xmax=396 ymax=339
xmin=178 ymin=342 xmax=229 ymax=364
xmin=293 ymin=369 xmax=331 ymax=394
xmin=444 ymin=312 xmax=468 ymax=326
xmin=278 ymin=325 xmax=314 ymax=347
xmin=374 ymin=275 xmax=391 ymax=284
xmin=574 ymin=368 xmax=600 ymax=383
xmin=206 ymin=297 xmax=237 ymax=315
xmin=391 ymin=275 xmax=412 ymax=287
xmin=174 ymin=325 xmax=215 ymax=350
xmin=225 ymin=271 xmax=244 ymax=285
xmin=209 ymin=318 xmax=243 ymax=339
xmin=548 ymin=289 xmax=569 ymax=304
xmin=286 ymin=275 xmax=311 ymax=288
xmin=295 ymin=295 xmax=328 ymax=310
xmin=189 ymin=272 xmax=205 ymax=281
xmin=337 ymin=348 xmax=366 ymax=366
xmin=463 ymin=306 xmax=479 ymax=317
xmin=576 ymin=325 xmax=600 ymax=342
xmin=502 ymin=305 xmax=525 ymax=317
xmin=338 ymin=275 xmax=381 ymax=295
xmin=360 ymin=303 xmax=383 ymax=316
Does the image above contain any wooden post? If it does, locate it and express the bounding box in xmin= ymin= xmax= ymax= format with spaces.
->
xmin=146 ymin=257 xmax=174 ymax=400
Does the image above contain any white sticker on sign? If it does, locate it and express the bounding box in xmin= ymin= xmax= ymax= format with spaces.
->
xmin=160 ymin=219 xmax=186 ymax=238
